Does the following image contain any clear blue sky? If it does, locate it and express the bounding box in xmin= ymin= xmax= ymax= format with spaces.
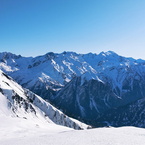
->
xmin=0 ymin=0 xmax=145 ymax=59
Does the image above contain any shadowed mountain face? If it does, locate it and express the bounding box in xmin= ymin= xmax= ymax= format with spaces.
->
xmin=94 ymin=97 xmax=145 ymax=128
xmin=1 ymin=51 xmax=145 ymax=127
xmin=51 ymin=76 xmax=145 ymax=124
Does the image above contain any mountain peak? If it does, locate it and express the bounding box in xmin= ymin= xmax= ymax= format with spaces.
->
xmin=0 ymin=52 xmax=21 ymax=60
xmin=99 ymin=51 xmax=118 ymax=57
xmin=61 ymin=51 xmax=78 ymax=56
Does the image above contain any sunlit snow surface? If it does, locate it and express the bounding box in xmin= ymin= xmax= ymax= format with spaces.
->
xmin=1 ymin=116 xmax=145 ymax=145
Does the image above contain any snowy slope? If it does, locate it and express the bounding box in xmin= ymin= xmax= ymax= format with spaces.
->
xmin=0 ymin=70 xmax=88 ymax=129
xmin=0 ymin=115 xmax=73 ymax=145
xmin=1 ymin=119 xmax=145 ymax=145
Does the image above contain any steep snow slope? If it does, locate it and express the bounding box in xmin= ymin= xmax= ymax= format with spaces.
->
xmin=0 ymin=70 xmax=88 ymax=129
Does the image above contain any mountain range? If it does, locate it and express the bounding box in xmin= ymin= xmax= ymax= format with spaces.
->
xmin=1 ymin=51 xmax=145 ymax=127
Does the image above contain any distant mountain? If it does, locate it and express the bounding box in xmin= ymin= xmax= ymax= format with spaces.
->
xmin=0 ymin=70 xmax=88 ymax=129
xmin=1 ymin=51 xmax=145 ymax=127
xmin=95 ymin=96 xmax=145 ymax=128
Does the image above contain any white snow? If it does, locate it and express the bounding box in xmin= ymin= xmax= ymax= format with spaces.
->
xmin=0 ymin=93 xmax=11 ymax=116
xmin=0 ymin=116 xmax=145 ymax=145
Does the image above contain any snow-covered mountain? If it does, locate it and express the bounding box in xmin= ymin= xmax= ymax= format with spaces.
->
xmin=0 ymin=51 xmax=99 ymax=100
xmin=0 ymin=70 xmax=88 ymax=129
xmin=1 ymin=51 xmax=145 ymax=127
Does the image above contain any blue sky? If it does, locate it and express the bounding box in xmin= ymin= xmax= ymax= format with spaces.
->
xmin=0 ymin=0 xmax=145 ymax=59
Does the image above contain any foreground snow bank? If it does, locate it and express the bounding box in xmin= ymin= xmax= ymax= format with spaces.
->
xmin=1 ymin=116 xmax=145 ymax=145
xmin=0 ymin=116 xmax=72 ymax=144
